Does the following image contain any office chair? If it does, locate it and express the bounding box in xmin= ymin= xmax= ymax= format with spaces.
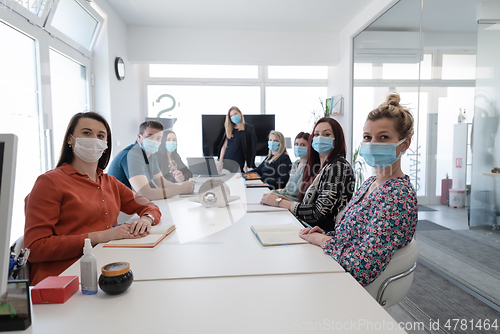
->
xmin=364 ymin=238 xmax=418 ymax=309
xmin=10 ymin=235 xmax=30 ymax=281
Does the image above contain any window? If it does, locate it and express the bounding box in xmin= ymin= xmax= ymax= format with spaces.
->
xmin=442 ymin=54 xmax=476 ymax=80
xmin=49 ymin=50 xmax=88 ymax=158
xmin=0 ymin=22 xmax=41 ymax=244
xmin=268 ymin=66 xmax=328 ymax=80
xmin=149 ymin=65 xmax=258 ymax=79
xmin=147 ymin=85 xmax=260 ymax=158
xmin=266 ymin=87 xmax=327 ymax=150
xmin=145 ymin=66 xmax=328 ymax=159
xmin=44 ymin=0 xmax=103 ymax=56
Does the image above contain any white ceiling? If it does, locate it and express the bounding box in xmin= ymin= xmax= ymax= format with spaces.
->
xmin=103 ymin=0 xmax=372 ymax=32
xmin=104 ymin=0 xmax=486 ymax=34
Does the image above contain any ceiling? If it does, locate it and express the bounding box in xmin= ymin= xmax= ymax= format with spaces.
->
xmin=103 ymin=0 xmax=372 ymax=32
xmin=366 ymin=0 xmax=484 ymax=33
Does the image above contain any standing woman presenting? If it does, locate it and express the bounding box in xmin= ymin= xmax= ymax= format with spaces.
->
xmin=217 ymin=106 xmax=257 ymax=173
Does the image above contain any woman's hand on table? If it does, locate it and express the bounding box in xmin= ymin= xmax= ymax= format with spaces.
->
xmin=129 ymin=217 xmax=152 ymax=236
xmin=89 ymin=223 xmax=146 ymax=246
xmin=179 ymin=180 xmax=195 ymax=194
xmin=173 ymin=170 xmax=185 ymax=183
xmin=299 ymin=227 xmax=332 ymax=247
xmin=260 ymin=192 xmax=279 ymax=206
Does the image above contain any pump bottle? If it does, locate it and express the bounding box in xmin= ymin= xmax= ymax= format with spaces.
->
xmin=80 ymin=238 xmax=98 ymax=294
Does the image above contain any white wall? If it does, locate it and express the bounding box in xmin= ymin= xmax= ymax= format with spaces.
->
xmin=128 ymin=26 xmax=340 ymax=66
xmin=93 ymin=0 xmax=144 ymax=157
xmin=327 ymin=0 xmax=398 ymax=162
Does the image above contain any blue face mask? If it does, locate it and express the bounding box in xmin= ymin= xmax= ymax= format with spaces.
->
xmin=165 ymin=141 xmax=177 ymax=153
xmin=268 ymin=141 xmax=280 ymax=151
xmin=294 ymin=146 xmax=308 ymax=158
xmin=312 ymin=136 xmax=334 ymax=155
xmin=141 ymin=138 xmax=160 ymax=154
xmin=230 ymin=115 xmax=241 ymax=124
xmin=359 ymin=138 xmax=407 ymax=168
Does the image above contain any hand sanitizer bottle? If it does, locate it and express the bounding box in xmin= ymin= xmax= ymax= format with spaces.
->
xmin=80 ymin=238 xmax=97 ymax=295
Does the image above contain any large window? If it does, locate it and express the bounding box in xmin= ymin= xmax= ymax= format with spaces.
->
xmin=49 ymin=50 xmax=88 ymax=158
xmin=145 ymin=65 xmax=328 ymax=159
xmin=147 ymin=85 xmax=261 ymax=158
xmin=0 ymin=22 xmax=41 ymax=243
xmin=1 ymin=7 xmax=92 ymax=243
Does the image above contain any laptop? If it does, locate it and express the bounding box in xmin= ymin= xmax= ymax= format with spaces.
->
xmin=187 ymin=157 xmax=224 ymax=177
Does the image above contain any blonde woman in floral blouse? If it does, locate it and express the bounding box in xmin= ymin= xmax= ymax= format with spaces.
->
xmin=299 ymin=93 xmax=417 ymax=287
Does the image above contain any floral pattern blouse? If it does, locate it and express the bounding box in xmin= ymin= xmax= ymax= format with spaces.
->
xmin=323 ymin=175 xmax=417 ymax=287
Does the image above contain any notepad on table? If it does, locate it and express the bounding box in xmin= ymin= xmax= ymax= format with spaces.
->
xmin=242 ymin=172 xmax=261 ymax=180
xmin=103 ymin=225 xmax=176 ymax=248
xmin=246 ymin=203 xmax=287 ymax=213
xmin=246 ymin=183 xmax=270 ymax=189
xmin=251 ymin=223 xmax=308 ymax=247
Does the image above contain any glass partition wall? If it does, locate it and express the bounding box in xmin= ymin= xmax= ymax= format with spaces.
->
xmin=469 ymin=22 xmax=500 ymax=228
xmin=353 ymin=0 xmax=478 ymax=212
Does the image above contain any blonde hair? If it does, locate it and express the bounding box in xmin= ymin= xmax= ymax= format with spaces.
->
xmin=267 ymin=130 xmax=288 ymax=162
xmin=224 ymin=106 xmax=246 ymax=138
xmin=367 ymin=93 xmax=414 ymax=139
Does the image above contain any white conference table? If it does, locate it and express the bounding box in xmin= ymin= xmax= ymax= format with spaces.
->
xmin=26 ymin=273 xmax=405 ymax=334
xmin=23 ymin=174 xmax=405 ymax=333
xmin=62 ymin=176 xmax=344 ymax=280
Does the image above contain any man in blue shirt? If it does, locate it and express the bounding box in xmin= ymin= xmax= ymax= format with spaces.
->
xmin=108 ymin=121 xmax=194 ymax=200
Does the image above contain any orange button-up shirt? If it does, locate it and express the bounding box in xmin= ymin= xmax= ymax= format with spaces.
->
xmin=24 ymin=163 xmax=161 ymax=285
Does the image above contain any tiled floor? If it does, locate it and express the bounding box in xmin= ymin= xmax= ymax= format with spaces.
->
xmin=418 ymin=204 xmax=469 ymax=230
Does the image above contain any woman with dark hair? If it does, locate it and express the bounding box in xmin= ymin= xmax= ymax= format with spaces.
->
xmin=261 ymin=117 xmax=354 ymax=232
xmin=217 ymin=106 xmax=257 ymax=173
xmin=272 ymin=131 xmax=310 ymax=201
xmin=158 ymin=130 xmax=192 ymax=183
xmin=299 ymin=93 xmax=417 ymax=287
xmin=24 ymin=112 xmax=161 ymax=285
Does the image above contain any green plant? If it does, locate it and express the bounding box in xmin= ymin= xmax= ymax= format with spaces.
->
xmin=310 ymin=97 xmax=330 ymax=124
xmin=353 ymin=145 xmax=366 ymax=192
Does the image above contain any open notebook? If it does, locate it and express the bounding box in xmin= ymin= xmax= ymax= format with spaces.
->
xmin=103 ymin=225 xmax=176 ymax=248
xmin=251 ymin=223 xmax=308 ymax=247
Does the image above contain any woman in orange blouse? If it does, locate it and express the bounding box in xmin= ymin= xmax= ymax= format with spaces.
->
xmin=24 ymin=112 xmax=162 ymax=285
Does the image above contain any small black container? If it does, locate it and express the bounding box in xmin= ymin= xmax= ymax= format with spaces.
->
xmin=98 ymin=262 xmax=133 ymax=295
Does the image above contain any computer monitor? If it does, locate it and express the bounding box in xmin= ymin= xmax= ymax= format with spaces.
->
xmin=0 ymin=134 xmax=18 ymax=296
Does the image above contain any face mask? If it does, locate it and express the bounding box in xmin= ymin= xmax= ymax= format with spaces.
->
xmin=312 ymin=136 xmax=334 ymax=155
xmin=359 ymin=138 xmax=407 ymax=169
xmin=141 ymin=137 xmax=160 ymax=155
xmin=230 ymin=115 xmax=241 ymax=124
xmin=165 ymin=141 xmax=177 ymax=153
xmin=294 ymin=146 xmax=307 ymax=158
xmin=268 ymin=141 xmax=280 ymax=151
xmin=72 ymin=136 xmax=107 ymax=163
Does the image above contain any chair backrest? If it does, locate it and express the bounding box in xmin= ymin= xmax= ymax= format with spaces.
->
xmin=364 ymin=238 xmax=418 ymax=309
xmin=10 ymin=235 xmax=30 ymax=281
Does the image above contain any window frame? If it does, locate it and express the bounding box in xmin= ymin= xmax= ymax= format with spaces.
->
xmin=0 ymin=7 xmax=93 ymax=170
xmin=0 ymin=0 xmax=54 ymax=28
xmin=44 ymin=0 xmax=103 ymax=58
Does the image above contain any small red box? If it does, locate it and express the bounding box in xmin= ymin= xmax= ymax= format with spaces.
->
xmin=31 ymin=276 xmax=79 ymax=304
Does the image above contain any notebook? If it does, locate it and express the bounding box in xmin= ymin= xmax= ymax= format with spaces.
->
xmin=187 ymin=157 xmax=224 ymax=177
xmin=251 ymin=224 xmax=308 ymax=247
xmin=103 ymin=225 xmax=176 ymax=248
